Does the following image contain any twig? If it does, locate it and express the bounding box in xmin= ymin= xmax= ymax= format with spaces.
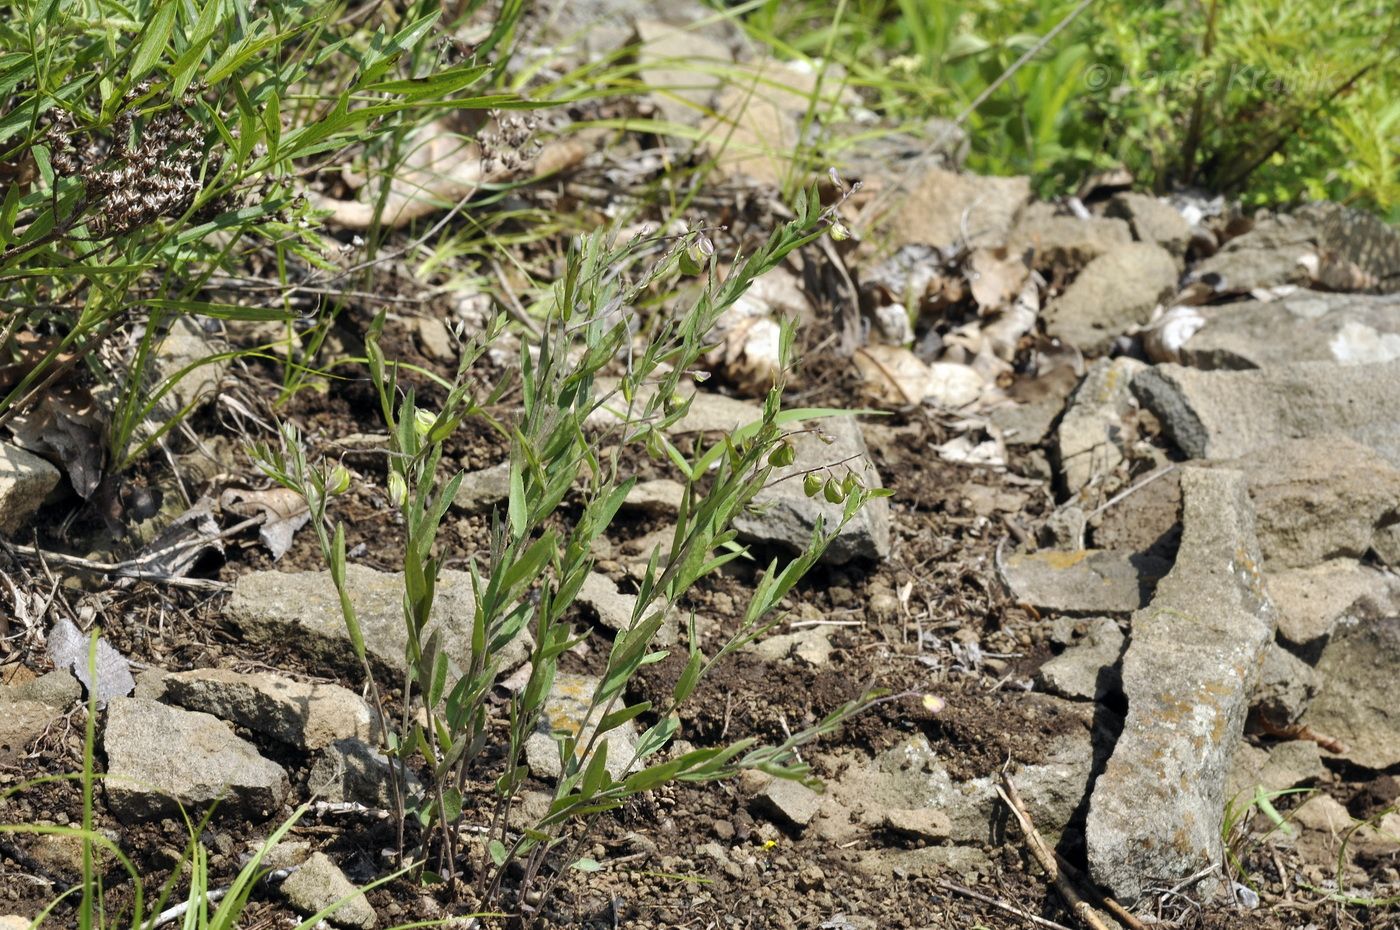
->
xmin=935 ymin=879 xmax=1076 ymax=930
xmin=152 ymin=889 xmax=228 ymax=927
xmin=997 ymin=772 xmax=1117 ymax=930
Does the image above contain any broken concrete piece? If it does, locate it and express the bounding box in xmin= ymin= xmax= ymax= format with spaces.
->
xmin=1132 ymin=360 xmax=1400 ymax=468
xmin=1000 ymin=549 xmax=1169 ymax=616
xmin=163 ymin=668 xmax=379 ymax=750
xmin=1087 ymin=467 xmax=1275 ymax=904
xmin=1055 ymin=356 xmax=1145 ymax=498
xmin=1035 ymin=617 xmax=1124 ymax=701
xmin=103 ymin=698 xmax=289 ymax=823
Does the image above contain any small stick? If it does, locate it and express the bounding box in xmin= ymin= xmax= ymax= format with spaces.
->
xmin=1252 ymin=716 xmax=1348 ymax=755
xmin=935 ymin=879 xmax=1076 ymax=930
xmin=996 ymin=773 xmax=1116 ymax=930
xmin=1085 ymin=464 xmax=1178 ymax=519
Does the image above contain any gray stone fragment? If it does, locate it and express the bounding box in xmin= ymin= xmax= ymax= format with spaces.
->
xmin=9 ymin=670 xmax=82 ymax=708
xmin=754 ymin=777 xmax=821 ymax=828
xmin=1300 ymin=613 xmax=1400 ymax=770
xmin=103 ymin=698 xmax=289 ymax=823
xmin=1250 ymin=642 xmax=1319 ymax=726
xmin=1106 ymin=192 xmax=1192 ymax=257
xmin=524 ymin=673 xmax=639 ymax=782
xmin=1227 ymin=740 xmax=1326 ymax=803
xmin=1000 ymin=549 xmax=1169 ymax=616
xmin=1007 ymin=202 xmax=1133 ymax=272
xmin=577 ymin=572 xmax=675 ymax=645
xmin=878 ymin=808 xmax=951 ymax=841
xmin=747 ymin=625 xmax=833 ymax=667
xmin=1266 ymin=560 xmax=1399 ymax=654
xmin=621 ymin=478 xmax=685 ymax=515
xmin=1132 ymin=360 xmax=1400 ymax=467
xmin=163 ymin=668 xmax=379 ymax=750
xmin=1214 ymin=437 xmax=1400 ymax=570
xmin=883 ymin=166 xmax=1030 ymax=251
xmin=1180 ymin=292 xmax=1400 ymax=370
xmin=635 ymin=20 xmax=731 ymax=125
xmin=0 ymin=442 xmax=60 ymax=536
xmin=1038 ymin=505 xmax=1087 ymax=550
xmin=280 ymin=851 xmax=378 ymax=930
xmin=1043 ymin=243 xmax=1180 ymax=352
xmin=228 ymin=565 xmax=530 ymax=686
xmin=1055 ymin=357 xmax=1145 ymax=498
xmin=309 ymin=738 xmax=419 ymax=809
xmin=450 ymin=461 xmax=510 ymax=512
xmin=0 ymin=698 xmax=57 ymax=763
xmin=734 ymin=417 xmax=890 ymax=564
xmin=1035 ymin=617 xmax=1124 ymax=701
xmin=1087 ymin=467 xmax=1275 ymax=904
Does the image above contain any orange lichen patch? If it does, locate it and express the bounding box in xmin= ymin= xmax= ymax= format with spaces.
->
xmin=1027 ymin=549 xmax=1092 ymax=570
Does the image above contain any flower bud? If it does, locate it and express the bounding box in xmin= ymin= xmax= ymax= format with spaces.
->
xmin=387 ymin=471 xmax=408 ymax=508
xmin=326 ymin=465 xmax=351 ymax=496
xmin=413 ymin=408 xmax=436 ymax=438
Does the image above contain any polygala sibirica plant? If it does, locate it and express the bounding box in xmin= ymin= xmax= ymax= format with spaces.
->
xmin=253 ymin=188 xmax=887 ymax=914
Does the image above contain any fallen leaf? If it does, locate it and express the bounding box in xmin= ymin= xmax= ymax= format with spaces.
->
xmin=134 ymin=497 xmax=224 ymax=576
xmin=966 ymin=247 xmax=1030 ymax=312
xmin=46 ymin=616 xmax=134 ymax=708
xmin=8 ymin=381 xmax=106 ymax=498
xmin=221 ymin=486 xmax=310 ymax=561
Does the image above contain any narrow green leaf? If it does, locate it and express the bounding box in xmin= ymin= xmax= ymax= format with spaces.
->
xmin=132 ymin=3 xmax=179 ymax=80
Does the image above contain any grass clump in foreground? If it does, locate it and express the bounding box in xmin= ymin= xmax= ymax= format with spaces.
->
xmin=253 ymin=187 xmax=888 ymax=916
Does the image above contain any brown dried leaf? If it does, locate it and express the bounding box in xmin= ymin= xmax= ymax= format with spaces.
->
xmin=134 ymin=497 xmax=223 ymax=577
xmin=853 ymin=344 xmax=931 ymax=406
xmin=966 ymin=247 xmax=1030 ymax=313
xmin=221 ymin=486 xmax=310 ymax=561
xmin=8 ymin=382 xmax=106 ymax=498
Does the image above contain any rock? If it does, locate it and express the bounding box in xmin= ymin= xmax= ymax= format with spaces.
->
xmin=734 ymin=416 xmax=890 ymax=564
xmin=1043 ymin=243 xmax=1179 ymax=352
xmin=827 ymin=695 xmax=1111 ymax=847
xmin=999 ymin=549 xmax=1169 ymax=616
xmin=1179 ymin=292 xmax=1400 ymax=369
xmin=254 ymin=838 xmax=314 ymax=870
xmin=1038 ymin=505 xmax=1086 ymax=550
xmin=753 ymin=776 xmax=821 ymax=828
xmin=0 ymin=699 xmax=58 ymax=763
xmin=0 ymin=917 xmax=33 ymax=930
xmin=1213 ymin=437 xmax=1400 ymax=570
xmin=635 ymin=19 xmax=731 ymax=124
xmin=1088 ymin=468 xmax=1181 ymax=556
xmin=228 ymin=565 xmax=530 ymax=686
xmin=281 ymin=851 xmax=378 ymax=930
xmin=0 ymin=442 xmax=60 ymax=535
xmin=878 ymin=808 xmax=951 ymax=841
xmin=1292 ymin=794 xmax=1354 ymax=835
xmin=1227 ymin=740 xmax=1325 ymax=803
xmin=882 ymin=165 xmax=1031 ymax=251
xmin=1035 ymin=617 xmax=1124 ymax=701
xmin=747 ymin=625 xmax=833 ymax=667
xmin=1007 ymin=202 xmax=1133 ymax=272
xmin=154 ymin=319 xmax=227 ymax=418
xmin=1300 ymin=612 xmax=1400 ymax=770
xmin=415 ymin=316 xmax=454 ymax=362
xmin=451 ymin=461 xmax=510 ymax=511
xmin=852 ymin=844 xmax=991 ymax=882
xmin=103 ymin=697 xmax=289 ymax=823
xmin=621 ymin=478 xmax=684 ymax=515
xmin=524 ymin=673 xmax=639 ymax=782
xmin=9 ymin=670 xmax=82 ymax=708
xmin=1267 ymin=560 xmax=1400 ymax=655
xmin=1250 ymin=642 xmax=1319 ymax=726
xmin=163 ymin=668 xmax=379 ymax=750
xmin=1054 ymin=357 xmax=1146 ymax=498
xmin=1190 ymin=246 xmax=1313 ymax=295
xmin=309 ymin=738 xmax=420 ymax=809
xmin=577 ymin=572 xmax=675 ymax=645
xmin=1291 ymin=201 xmax=1400 ymax=289
xmin=1106 ymin=192 xmax=1192 ymax=257
xmin=1086 ymin=467 xmax=1275 ymax=904
xmin=1132 ymin=360 xmax=1400 ymax=468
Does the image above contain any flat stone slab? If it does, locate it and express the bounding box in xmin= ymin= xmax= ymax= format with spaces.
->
xmin=227 ymin=564 xmax=530 ymax=685
xmin=1133 ymin=360 xmax=1400 ymax=467
xmin=309 ymin=737 xmax=420 ymax=809
xmin=525 ymin=673 xmax=639 ymax=783
xmin=281 ymin=851 xmax=378 ymax=929
xmin=0 ymin=441 xmax=60 ymax=536
xmin=1000 ymin=549 xmax=1169 ymax=616
xmin=1055 ymin=357 xmax=1145 ymax=498
xmin=1035 ymin=617 xmax=1124 ymax=701
xmin=163 ymin=668 xmax=379 ymax=750
xmin=1300 ymin=612 xmax=1400 ymax=770
xmin=1266 ymin=559 xmax=1399 ymax=655
xmin=1086 ymin=467 xmax=1275 ymax=904
xmin=103 ymin=697 xmax=289 ymax=823
xmin=735 ymin=416 xmax=890 ymax=564
xmin=1180 ymin=292 xmax=1400 ymax=369
xmin=1043 ymin=242 xmax=1179 ymax=352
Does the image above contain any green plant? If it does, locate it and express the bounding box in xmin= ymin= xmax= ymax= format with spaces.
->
xmin=0 ymin=0 xmax=526 ymax=485
xmin=0 ymin=632 xmax=406 ymax=929
xmin=1222 ymin=783 xmax=1312 ymax=895
xmin=252 ymin=190 xmax=886 ymax=913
